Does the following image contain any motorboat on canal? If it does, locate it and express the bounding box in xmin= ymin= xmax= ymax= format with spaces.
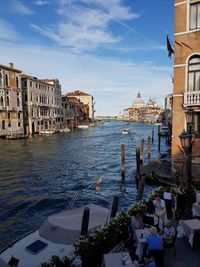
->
xmin=78 ymin=125 xmax=89 ymax=129
xmin=122 ymin=128 xmax=130 ymax=135
xmin=0 ymin=204 xmax=110 ymax=267
xmin=40 ymin=130 xmax=55 ymax=135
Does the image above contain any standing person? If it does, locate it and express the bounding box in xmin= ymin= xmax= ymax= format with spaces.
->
xmin=153 ymin=195 xmax=167 ymax=229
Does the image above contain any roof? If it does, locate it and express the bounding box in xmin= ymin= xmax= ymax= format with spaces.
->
xmin=0 ymin=64 xmax=22 ymax=73
xmin=21 ymin=74 xmax=55 ymax=86
xmin=67 ymin=90 xmax=91 ymax=96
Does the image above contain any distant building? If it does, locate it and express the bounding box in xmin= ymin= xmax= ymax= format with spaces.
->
xmin=122 ymin=92 xmax=163 ymax=123
xmin=21 ymin=75 xmax=62 ymax=134
xmin=0 ymin=63 xmax=24 ymax=138
xmin=66 ymin=90 xmax=95 ymax=122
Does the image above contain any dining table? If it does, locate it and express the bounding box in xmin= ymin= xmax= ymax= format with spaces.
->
xmin=101 ymin=252 xmax=134 ymax=267
xmin=134 ymin=228 xmax=153 ymax=261
xmin=177 ymin=218 xmax=200 ymax=248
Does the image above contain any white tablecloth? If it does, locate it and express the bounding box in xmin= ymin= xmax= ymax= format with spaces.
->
xmin=192 ymin=203 xmax=200 ymax=217
xmin=177 ymin=219 xmax=200 ymax=247
xmin=135 ymin=228 xmax=152 ymax=261
xmin=102 ymin=252 xmax=134 ymax=267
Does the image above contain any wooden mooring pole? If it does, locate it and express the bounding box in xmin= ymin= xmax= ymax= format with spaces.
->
xmin=121 ymin=144 xmax=125 ymax=181
xmin=80 ymin=207 xmax=90 ymax=237
xmin=152 ymin=128 xmax=154 ymax=143
xmin=135 ymin=148 xmax=140 ymax=189
xmin=158 ymin=125 xmax=161 ymax=152
xmin=148 ymin=136 xmax=151 ymax=159
xmin=140 ymin=138 xmax=144 ymax=164
xmin=110 ymin=195 xmax=119 ymax=218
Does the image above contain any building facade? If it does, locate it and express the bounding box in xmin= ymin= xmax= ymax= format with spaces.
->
xmin=0 ymin=63 xmax=24 ymax=138
xmin=67 ymin=90 xmax=95 ymax=122
xmin=172 ymin=0 xmax=200 ymax=159
xmin=22 ymin=75 xmax=62 ymax=134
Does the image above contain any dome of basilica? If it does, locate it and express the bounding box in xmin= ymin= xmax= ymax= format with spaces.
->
xmin=132 ymin=92 xmax=145 ymax=108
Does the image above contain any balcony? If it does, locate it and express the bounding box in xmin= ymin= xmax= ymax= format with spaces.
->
xmin=183 ymin=91 xmax=200 ymax=107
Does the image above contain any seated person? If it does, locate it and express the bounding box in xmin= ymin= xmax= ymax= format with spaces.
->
xmin=131 ymin=210 xmax=143 ymax=234
xmin=146 ymin=227 xmax=163 ymax=252
xmin=163 ymin=220 xmax=175 ymax=245
xmin=153 ymin=195 xmax=167 ymax=229
xmin=145 ymin=227 xmax=164 ymax=267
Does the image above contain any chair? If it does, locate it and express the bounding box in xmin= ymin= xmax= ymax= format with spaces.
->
xmin=148 ymin=249 xmax=164 ymax=267
xmin=143 ymin=215 xmax=155 ymax=226
xmin=163 ymin=231 xmax=177 ymax=257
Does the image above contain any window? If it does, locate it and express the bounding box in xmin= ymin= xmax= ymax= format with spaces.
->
xmin=8 ymin=122 xmax=11 ymax=128
xmin=17 ymin=97 xmax=20 ymax=107
xmin=18 ymin=112 xmax=20 ymax=119
xmin=5 ymin=74 xmax=8 ymax=87
xmin=8 ymin=113 xmax=10 ymax=119
xmin=190 ymin=2 xmax=200 ymax=30
xmin=6 ymin=96 xmax=10 ymax=106
xmin=195 ymin=113 xmax=200 ymax=135
xmin=2 ymin=120 xmax=5 ymax=129
xmin=0 ymin=72 xmax=2 ymax=87
xmin=16 ymin=77 xmax=19 ymax=88
xmin=0 ymin=96 xmax=3 ymax=106
xmin=25 ymin=95 xmax=28 ymax=102
xmin=188 ymin=55 xmax=200 ymax=91
xmin=18 ymin=122 xmax=21 ymax=127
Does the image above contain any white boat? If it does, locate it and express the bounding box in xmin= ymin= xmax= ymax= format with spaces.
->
xmin=0 ymin=204 xmax=109 ymax=267
xmin=40 ymin=130 xmax=54 ymax=135
xmin=78 ymin=125 xmax=89 ymax=129
xmin=122 ymin=128 xmax=130 ymax=135
xmin=63 ymin=127 xmax=71 ymax=133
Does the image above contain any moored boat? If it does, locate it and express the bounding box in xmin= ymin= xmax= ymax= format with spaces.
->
xmin=0 ymin=204 xmax=110 ymax=267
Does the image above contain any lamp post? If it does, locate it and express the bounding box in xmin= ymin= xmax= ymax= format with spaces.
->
xmin=179 ymin=108 xmax=195 ymax=219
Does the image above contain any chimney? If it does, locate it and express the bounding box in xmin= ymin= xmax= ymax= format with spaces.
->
xmin=9 ymin=63 xmax=14 ymax=69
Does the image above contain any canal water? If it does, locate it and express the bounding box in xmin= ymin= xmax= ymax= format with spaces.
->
xmin=0 ymin=121 xmax=168 ymax=250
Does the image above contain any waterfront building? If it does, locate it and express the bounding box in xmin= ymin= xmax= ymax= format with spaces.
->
xmin=61 ymin=95 xmax=89 ymax=129
xmin=172 ymin=0 xmax=200 ymax=159
xmin=66 ymin=90 xmax=95 ymax=122
xmin=21 ymin=75 xmax=62 ymax=135
xmin=0 ymin=63 xmax=24 ymax=138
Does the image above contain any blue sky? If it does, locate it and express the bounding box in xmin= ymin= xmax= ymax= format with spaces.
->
xmin=0 ymin=0 xmax=174 ymax=115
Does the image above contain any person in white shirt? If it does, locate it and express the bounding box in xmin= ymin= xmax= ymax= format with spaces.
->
xmin=153 ymin=195 xmax=167 ymax=229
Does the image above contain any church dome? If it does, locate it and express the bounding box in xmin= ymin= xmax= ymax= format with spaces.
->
xmin=146 ymin=97 xmax=156 ymax=107
xmin=132 ymin=92 xmax=145 ymax=108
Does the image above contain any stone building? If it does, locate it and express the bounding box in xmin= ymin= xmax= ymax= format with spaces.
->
xmin=172 ymin=0 xmax=200 ymax=159
xmin=21 ymin=75 xmax=62 ymax=134
xmin=0 ymin=63 xmax=24 ymax=138
xmin=66 ymin=90 xmax=95 ymax=122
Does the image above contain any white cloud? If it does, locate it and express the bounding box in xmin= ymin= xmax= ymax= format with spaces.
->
xmin=31 ymin=0 xmax=139 ymax=51
xmin=0 ymin=19 xmax=21 ymax=41
xmin=0 ymin=41 xmax=172 ymax=115
xmin=35 ymin=0 xmax=50 ymax=5
xmin=11 ymin=0 xmax=34 ymax=15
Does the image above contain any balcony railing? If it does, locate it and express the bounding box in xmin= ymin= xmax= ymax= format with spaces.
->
xmin=184 ymin=91 xmax=200 ymax=106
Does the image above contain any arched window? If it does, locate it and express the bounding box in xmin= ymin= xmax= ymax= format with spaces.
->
xmin=16 ymin=77 xmax=19 ymax=88
xmin=2 ymin=120 xmax=5 ymax=130
xmin=188 ymin=55 xmax=200 ymax=92
xmin=17 ymin=97 xmax=20 ymax=107
xmin=0 ymin=96 xmax=3 ymax=106
xmin=6 ymin=96 xmax=10 ymax=106
xmin=5 ymin=74 xmax=8 ymax=87
xmin=0 ymin=72 xmax=2 ymax=87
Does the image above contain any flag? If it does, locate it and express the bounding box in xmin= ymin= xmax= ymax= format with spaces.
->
xmin=167 ymin=34 xmax=174 ymax=59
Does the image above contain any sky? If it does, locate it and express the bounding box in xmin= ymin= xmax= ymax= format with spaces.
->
xmin=0 ymin=0 xmax=174 ymax=116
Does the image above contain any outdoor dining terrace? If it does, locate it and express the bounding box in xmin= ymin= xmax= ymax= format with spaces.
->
xmin=39 ymin=186 xmax=200 ymax=267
